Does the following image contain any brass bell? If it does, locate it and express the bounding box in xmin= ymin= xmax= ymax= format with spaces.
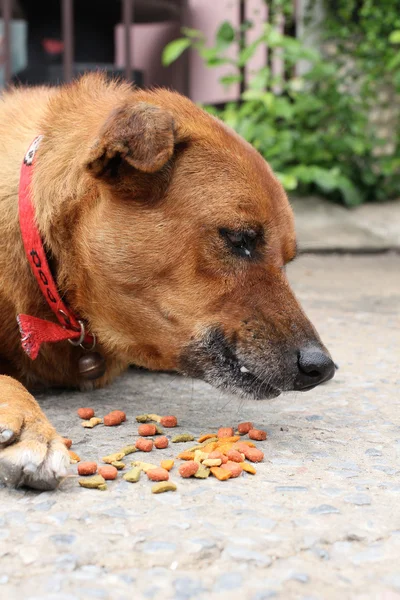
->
xmin=78 ymin=352 xmax=106 ymax=381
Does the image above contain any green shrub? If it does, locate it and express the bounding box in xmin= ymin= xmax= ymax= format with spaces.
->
xmin=163 ymin=1 xmax=400 ymax=206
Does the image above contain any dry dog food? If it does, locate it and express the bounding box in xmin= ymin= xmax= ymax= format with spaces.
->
xmin=81 ymin=417 xmax=102 ymax=428
xmin=172 ymin=434 xmax=195 ymax=443
xmin=123 ymin=467 xmax=141 ymax=483
xmin=161 ymin=459 xmax=174 ymax=471
xmin=154 ymin=436 xmax=169 ymax=449
xmin=98 ymin=466 xmax=118 ymax=480
xmin=178 ymin=461 xmax=199 ymax=478
xmin=132 ymin=461 xmax=158 ymax=473
xmin=237 ymin=421 xmax=253 ymax=434
xmin=69 ymin=450 xmax=81 ymax=464
xmin=210 ymin=467 xmax=231 ymax=481
xmin=78 ymin=474 xmax=106 ymax=489
xmin=135 ymin=438 xmax=154 ymax=452
xmin=104 ymin=411 xmax=126 ymax=426
xmin=151 ymin=481 xmax=177 ymax=494
xmin=202 ymin=458 xmax=222 ymax=467
xmin=102 ymin=452 xmax=125 ymax=464
xmin=241 ymin=447 xmax=264 ymax=462
xmin=249 ymin=428 xmax=267 ymax=441
xmin=147 ymin=468 xmax=169 ymax=482
xmin=218 ymin=427 xmax=234 ymax=438
xmin=241 ymin=462 xmax=256 ymax=474
xmin=226 ymin=449 xmax=245 ymax=463
xmin=221 ymin=461 xmax=243 ymax=478
xmin=121 ymin=445 xmax=137 ymax=456
xmin=138 ymin=424 xmax=157 ymax=437
xmin=208 ymin=450 xmax=228 ymax=464
xmin=194 ymin=465 xmax=211 ymax=479
xmin=77 ymin=462 xmax=97 ymax=475
xmin=77 ymin=407 xmax=95 ymax=420
xmin=160 ymin=415 xmax=178 ymax=428
xmin=111 ymin=461 xmax=126 ymax=470
xmin=62 ymin=438 xmax=72 ymax=449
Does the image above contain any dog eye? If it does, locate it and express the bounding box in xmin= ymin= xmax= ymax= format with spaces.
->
xmin=219 ymin=228 xmax=260 ymax=258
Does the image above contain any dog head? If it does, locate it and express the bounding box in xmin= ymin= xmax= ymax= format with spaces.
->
xmin=61 ymin=83 xmax=335 ymax=398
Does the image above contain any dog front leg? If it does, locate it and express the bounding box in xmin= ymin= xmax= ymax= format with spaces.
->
xmin=0 ymin=375 xmax=69 ymax=489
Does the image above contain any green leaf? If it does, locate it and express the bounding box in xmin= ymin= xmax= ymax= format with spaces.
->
xmin=220 ymin=73 xmax=243 ymax=87
xmin=181 ymin=27 xmax=204 ymax=40
xmin=162 ymin=38 xmax=191 ymax=66
xmin=389 ymin=30 xmax=400 ymax=43
xmin=216 ymin=21 xmax=236 ymax=49
xmin=276 ymin=172 xmax=298 ymax=190
xmin=238 ymin=41 xmax=261 ymax=67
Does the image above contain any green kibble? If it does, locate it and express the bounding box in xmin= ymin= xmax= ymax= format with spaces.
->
xmin=136 ymin=414 xmax=150 ymax=423
xmin=171 ymin=433 xmax=195 ymax=443
xmin=78 ymin=474 xmax=106 ymax=489
xmin=98 ymin=483 xmax=108 ymax=491
xmin=151 ymin=481 xmax=177 ymax=494
xmin=194 ymin=466 xmax=210 ymax=479
xmin=111 ymin=461 xmax=126 ymax=470
xmin=154 ymin=424 xmax=164 ymax=435
xmin=121 ymin=445 xmax=137 ymax=456
xmin=123 ymin=467 xmax=141 ymax=483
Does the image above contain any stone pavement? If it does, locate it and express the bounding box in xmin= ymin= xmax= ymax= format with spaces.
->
xmin=1 ymin=254 xmax=399 ymax=600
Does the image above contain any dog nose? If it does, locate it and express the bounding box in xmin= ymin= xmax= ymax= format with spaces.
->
xmin=294 ymin=346 xmax=335 ymax=391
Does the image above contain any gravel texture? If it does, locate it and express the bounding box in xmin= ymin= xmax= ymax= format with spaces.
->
xmin=1 ymin=254 xmax=399 ymax=600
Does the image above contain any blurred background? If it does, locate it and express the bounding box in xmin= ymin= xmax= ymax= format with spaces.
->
xmin=1 ymin=0 xmax=400 ymax=233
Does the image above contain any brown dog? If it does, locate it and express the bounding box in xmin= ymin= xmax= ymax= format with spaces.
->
xmin=0 ymin=74 xmax=335 ymax=489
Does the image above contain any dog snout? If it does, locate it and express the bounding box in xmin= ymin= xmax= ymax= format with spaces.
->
xmin=294 ymin=346 xmax=335 ymax=391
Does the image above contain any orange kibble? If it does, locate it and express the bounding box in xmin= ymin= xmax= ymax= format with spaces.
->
xmin=198 ymin=433 xmax=217 ymax=443
xmin=98 ymin=466 xmax=118 ymax=480
xmin=135 ymin=438 xmax=154 ymax=452
xmin=138 ymin=424 xmax=157 ymax=437
xmin=77 ymin=462 xmax=97 ymax=476
xmin=242 ymin=447 xmax=264 ymax=463
xmin=201 ymin=442 xmax=219 ymax=453
xmin=77 ymin=407 xmax=95 ymax=420
xmin=216 ymin=443 xmax=236 ymax=455
xmin=103 ymin=413 xmax=124 ymax=426
xmin=241 ymin=462 xmax=257 ymax=475
xmin=249 ymin=428 xmax=267 ymax=441
xmin=216 ymin=436 xmax=240 ymax=444
xmin=147 ymin=468 xmax=169 ymax=482
xmin=154 ymin=436 xmax=169 ymax=449
xmin=160 ymin=415 xmax=178 ymax=428
xmin=226 ymin=449 xmax=245 ymax=463
xmin=209 ymin=451 xmax=228 ymax=464
xmin=218 ymin=427 xmax=234 ymax=438
xmin=221 ymin=461 xmax=243 ymax=478
xmin=109 ymin=410 xmax=126 ymax=422
xmin=210 ymin=466 xmax=231 ymax=481
xmin=237 ymin=421 xmax=253 ymax=434
xmin=161 ymin=459 xmax=174 ymax=471
xmin=62 ymin=438 xmax=72 ymax=449
xmin=233 ymin=442 xmax=256 ymax=454
xmin=178 ymin=460 xmax=199 ymax=478
xmin=68 ymin=450 xmax=81 ymax=463
xmin=177 ymin=451 xmax=195 ymax=461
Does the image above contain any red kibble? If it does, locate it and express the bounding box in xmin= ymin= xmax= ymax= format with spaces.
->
xmin=109 ymin=410 xmax=126 ymax=422
xmin=249 ymin=428 xmax=267 ymax=441
xmin=98 ymin=466 xmax=118 ymax=480
xmin=221 ymin=461 xmax=243 ymax=478
xmin=160 ymin=415 xmax=178 ymax=428
xmin=226 ymin=449 xmax=245 ymax=463
xmin=243 ymin=447 xmax=264 ymax=463
xmin=147 ymin=468 xmax=170 ymax=482
xmin=209 ymin=450 xmax=228 ymax=464
xmin=178 ymin=460 xmax=199 ymax=478
xmin=237 ymin=421 xmax=253 ymax=435
xmin=135 ymin=438 xmax=154 ymax=452
xmin=77 ymin=462 xmax=97 ymax=476
xmin=154 ymin=436 xmax=169 ymax=449
xmin=218 ymin=427 xmax=234 ymax=438
xmin=77 ymin=408 xmax=95 ymax=420
xmin=138 ymin=424 xmax=157 ymax=437
xmin=62 ymin=438 xmax=72 ymax=449
xmin=104 ymin=412 xmax=124 ymax=426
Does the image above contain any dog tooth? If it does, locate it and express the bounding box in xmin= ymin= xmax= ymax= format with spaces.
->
xmin=240 ymin=366 xmax=250 ymax=373
xmin=0 ymin=429 xmax=14 ymax=443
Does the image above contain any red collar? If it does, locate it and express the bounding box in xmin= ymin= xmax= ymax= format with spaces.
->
xmin=17 ymin=136 xmax=95 ymax=359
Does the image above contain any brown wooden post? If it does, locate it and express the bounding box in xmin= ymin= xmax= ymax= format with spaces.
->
xmin=62 ymin=0 xmax=74 ymax=82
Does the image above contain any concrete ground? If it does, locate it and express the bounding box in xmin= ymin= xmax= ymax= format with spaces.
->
xmin=1 ymin=253 xmax=399 ymax=600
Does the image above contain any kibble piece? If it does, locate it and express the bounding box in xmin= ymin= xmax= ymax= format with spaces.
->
xmin=194 ymin=465 xmax=211 ymax=479
xmin=241 ymin=462 xmax=257 ymax=475
xmin=69 ymin=450 xmax=81 ymax=463
xmin=102 ymin=452 xmax=125 ymax=464
xmin=160 ymin=415 xmax=178 ymax=428
xmin=154 ymin=424 xmax=164 ymax=435
xmin=131 ymin=460 xmax=159 ymax=473
xmin=178 ymin=460 xmax=199 ymax=478
xmin=98 ymin=466 xmax=118 ymax=480
xmin=147 ymin=413 xmax=162 ymax=423
xmin=226 ymin=449 xmax=245 ymax=463
xmin=217 ymin=427 xmax=234 ymax=438
xmin=77 ymin=462 xmax=97 ymax=476
xmin=201 ymin=442 xmax=219 ymax=453
xmin=121 ymin=445 xmax=137 ymax=456
xmin=109 ymin=410 xmax=126 ymax=422
xmin=234 ymin=442 xmax=256 ymax=454
xmin=202 ymin=458 xmax=222 ymax=467
xmin=193 ymin=450 xmax=209 ymax=463
xmin=210 ymin=467 xmax=231 ymax=481
xmin=161 ymin=459 xmax=174 ymax=471
xmin=77 ymin=407 xmax=95 ymax=420
xmin=198 ymin=433 xmax=217 ymax=443
xmin=62 ymin=438 xmax=72 ymax=449
xmin=79 ymin=474 xmax=106 ymax=489
xmin=138 ymin=424 xmax=157 ymax=437
xmin=221 ymin=461 xmax=243 ymax=478
xmin=237 ymin=421 xmax=253 ymax=435
xmin=177 ymin=451 xmax=195 ymax=461
xmin=111 ymin=461 xmax=126 ymax=470
xmin=208 ymin=451 xmax=228 ymax=464
xmin=136 ymin=414 xmax=151 ymax=423
xmin=81 ymin=417 xmax=102 ymax=428
xmin=147 ymin=468 xmax=170 ymax=482
xmin=154 ymin=436 xmax=169 ymax=449
xmin=98 ymin=484 xmax=108 ymax=491
xmin=123 ymin=467 xmax=141 ymax=483
xmin=135 ymin=438 xmax=154 ymax=452
xmin=151 ymin=481 xmax=177 ymax=494
xmin=104 ymin=413 xmax=124 ymax=426
xmin=243 ymin=447 xmax=264 ymax=462
xmin=249 ymin=428 xmax=267 ymax=441
xmin=172 ymin=433 xmax=195 ymax=443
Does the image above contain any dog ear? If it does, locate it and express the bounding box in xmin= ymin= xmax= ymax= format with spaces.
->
xmin=86 ymin=102 xmax=177 ymax=178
